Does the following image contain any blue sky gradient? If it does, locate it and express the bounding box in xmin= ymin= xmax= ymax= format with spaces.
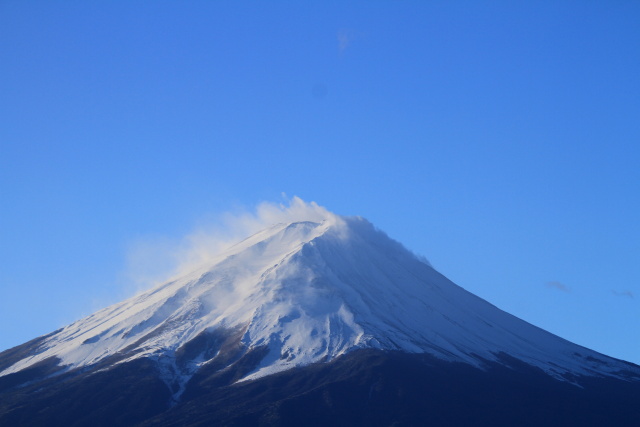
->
xmin=1 ymin=1 xmax=639 ymax=364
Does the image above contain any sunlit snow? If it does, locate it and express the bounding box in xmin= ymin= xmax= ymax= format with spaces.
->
xmin=1 ymin=203 xmax=633 ymax=391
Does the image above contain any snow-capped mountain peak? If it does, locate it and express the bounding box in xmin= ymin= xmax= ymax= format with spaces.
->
xmin=1 ymin=208 xmax=637 ymax=396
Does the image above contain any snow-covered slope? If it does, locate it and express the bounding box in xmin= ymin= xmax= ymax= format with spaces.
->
xmin=1 ymin=211 xmax=636 ymax=390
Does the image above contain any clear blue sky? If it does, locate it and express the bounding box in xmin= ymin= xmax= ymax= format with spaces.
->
xmin=1 ymin=1 xmax=638 ymax=364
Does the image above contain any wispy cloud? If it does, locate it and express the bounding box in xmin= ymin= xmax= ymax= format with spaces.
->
xmin=612 ymin=290 xmax=634 ymax=299
xmin=546 ymin=281 xmax=571 ymax=293
xmin=123 ymin=197 xmax=337 ymax=294
xmin=337 ymin=29 xmax=356 ymax=53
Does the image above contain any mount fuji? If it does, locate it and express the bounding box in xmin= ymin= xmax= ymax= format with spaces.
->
xmin=1 ymin=201 xmax=639 ymax=426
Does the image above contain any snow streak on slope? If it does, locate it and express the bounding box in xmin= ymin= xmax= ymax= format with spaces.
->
xmin=1 ymin=202 xmax=636 ymax=391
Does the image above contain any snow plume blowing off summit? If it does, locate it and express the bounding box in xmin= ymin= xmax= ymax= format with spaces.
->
xmin=126 ymin=197 xmax=344 ymax=289
xmin=1 ymin=197 xmax=638 ymax=404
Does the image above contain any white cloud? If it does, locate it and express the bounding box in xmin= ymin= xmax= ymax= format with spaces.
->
xmin=337 ymin=29 xmax=356 ymax=53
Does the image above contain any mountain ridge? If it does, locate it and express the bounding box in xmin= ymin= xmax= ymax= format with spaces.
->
xmin=2 ymin=215 xmax=638 ymax=390
xmin=1 ymin=205 xmax=639 ymax=426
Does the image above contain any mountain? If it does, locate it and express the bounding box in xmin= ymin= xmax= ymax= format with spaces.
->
xmin=1 ymin=209 xmax=639 ymax=426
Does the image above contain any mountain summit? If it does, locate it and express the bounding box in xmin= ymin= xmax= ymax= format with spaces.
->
xmin=1 ymin=201 xmax=639 ymax=426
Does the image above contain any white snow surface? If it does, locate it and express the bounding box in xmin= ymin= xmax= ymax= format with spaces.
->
xmin=1 ymin=214 xmax=634 ymax=385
